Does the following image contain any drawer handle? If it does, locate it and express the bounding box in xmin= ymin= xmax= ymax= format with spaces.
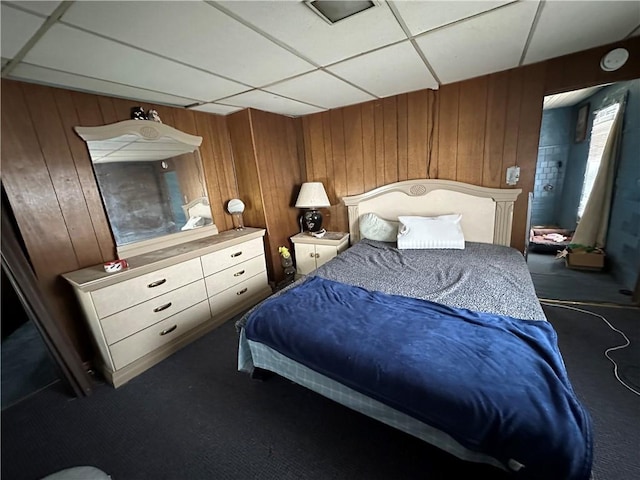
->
xmin=148 ymin=278 xmax=167 ymax=288
xmin=231 ymin=251 xmax=243 ymax=258
xmin=236 ymin=287 xmax=248 ymax=296
xmin=159 ymin=325 xmax=177 ymax=336
xmin=153 ymin=302 xmax=172 ymax=313
xmin=234 ymin=270 xmax=245 ymax=277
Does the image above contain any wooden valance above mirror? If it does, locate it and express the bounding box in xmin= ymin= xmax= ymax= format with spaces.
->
xmin=75 ymin=120 xmax=219 ymax=259
xmin=75 ymin=119 xmax=202 ymax=164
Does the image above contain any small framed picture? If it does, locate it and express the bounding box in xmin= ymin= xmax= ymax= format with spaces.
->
xmin=575 ymin=104 xmax=589 ymax=143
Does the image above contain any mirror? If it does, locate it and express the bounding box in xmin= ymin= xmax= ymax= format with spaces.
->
xmin=75 ymin=120 xmax=218 ymax=258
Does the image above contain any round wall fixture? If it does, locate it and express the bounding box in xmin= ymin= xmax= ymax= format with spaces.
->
xmin=600 ymin=48 xmax=629 ymax=72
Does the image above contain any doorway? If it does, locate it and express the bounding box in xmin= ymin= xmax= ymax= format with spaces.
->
xmin=1 ymin=267 xmax=61 ymax=409
xmin=1 ymin=184 xmax=93 ymax=409
xmin=527 ymin=80 xmax=639 ymax=305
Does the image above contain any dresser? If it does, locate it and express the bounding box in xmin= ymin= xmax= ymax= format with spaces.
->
xmin=290 ymin=232 xmax=349 ymax=276
xmin=63 ymin=228 xmax=271 ymax=387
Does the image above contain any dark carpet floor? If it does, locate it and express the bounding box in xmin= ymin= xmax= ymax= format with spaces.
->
xmin=540 ymin=303 xmax=640 ymax=480
xmin=527 ymin=252 xmax=634 ymax=305
xmin=2 ymin=304 xmax=639 ymax=480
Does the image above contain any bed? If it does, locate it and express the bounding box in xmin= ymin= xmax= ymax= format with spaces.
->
xmin=236 ymin=180 xmax=593 ymax=480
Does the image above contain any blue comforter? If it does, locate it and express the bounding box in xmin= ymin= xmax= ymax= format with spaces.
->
xmin=244 ymin=276 xmax=593 ymax=480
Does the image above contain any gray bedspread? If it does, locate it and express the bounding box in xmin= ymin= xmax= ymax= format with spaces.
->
xmin=310 ymin=240 xmax=546 ymax=321
xmin=237 ymin=240 xmax=545 ymax=330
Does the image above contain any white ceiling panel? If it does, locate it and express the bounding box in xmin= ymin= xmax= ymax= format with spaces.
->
xmin=218 ymin=0 xmax=406 ymax=66
xmin=188 ymin=103 xmax=244 ymax=115
xmin=22 ymin=24 xmax=249 ymax=102
xmin=327 ymin=41 xmax=438 ymax=98
xmin=61 ymin=1 xmax=315 ymax=87
xmin=222 ymin=90 xmax=325 ymax=117
xmin=6 ymin=1 xmax=62 ymax=17
xmin=415 ymin=1 xmax=539 ymax=85
xmin=0 ymin=4 xmax=45 ymax=59
xmin=391 ymin=0 xmax=513 ymax=36
xmin=525 ymin=1 xmax=640 ymax=64
xmin=265 ymin=70 xmax=375 ymax=109
xmin=10 ymin=63 xmax=198 ymax=107
xmin=543 ymin=85 xmax=605 ymax=110
xmin=1 ymin=0 xmax=636 ymax=116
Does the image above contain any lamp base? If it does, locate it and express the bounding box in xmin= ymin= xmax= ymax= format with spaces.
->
xmin=302 ymin=209 xmax=323 ymax=232
xmin=231 ymin=212 xmax=244 ymax=230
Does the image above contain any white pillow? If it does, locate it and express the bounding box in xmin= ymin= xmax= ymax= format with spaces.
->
xmin=359 ymin=213 xmax=398 ymax=242
xmin=397 ymin=214 xmax=465 ymax=250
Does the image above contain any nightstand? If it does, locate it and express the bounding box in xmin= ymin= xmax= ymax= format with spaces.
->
xmin=290 ymin=232 xmax=349 ymax=276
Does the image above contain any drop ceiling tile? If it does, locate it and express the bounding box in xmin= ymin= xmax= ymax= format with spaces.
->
xmin=23 ymin=24 xmax=248 ymax=102
xmin=327 ymin=41 xmax=437 ymax=98
xmin=61 ymin=1 xmax=315 ymax=87
xmin=265 ymin=71 xmax=375 ymax=109
xmin=543 ymin=86 xmax=604 ymax=110
xmin=7 ymin=1 xmax=62 ymax=16
xmin=524 ymin=1 xmax=640 ymax=64
xmin=189 ymin=103 xmax=244 ymax=116
xmin=222 ymin=90 xmax=325 ymax=117
xmin=218 ymin=1 xmax=406 ymax=66
xmin=415 ymin=1 xmax=538 ymax=85
xmin=391 ymin=0 xmax=513 ymax=36
xmin=1 ymin=4 xmax=45 ymax=58
xmin=10 ymin=63 xmax=198 ymax=106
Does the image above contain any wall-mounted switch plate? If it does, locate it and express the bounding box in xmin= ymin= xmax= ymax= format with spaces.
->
xmin=506 ymin=166 xmax=520 ymax=186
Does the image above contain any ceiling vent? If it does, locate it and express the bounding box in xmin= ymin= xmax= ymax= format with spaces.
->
xmin=305 ymin=1 xmax=378 ymax=25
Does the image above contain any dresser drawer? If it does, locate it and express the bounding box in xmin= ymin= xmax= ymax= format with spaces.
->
xmin=209 ymin=271 xmax=269 ymax=317
xmin=101 ymin=280 xmax=207 ymax=346
xmin=200 ymin=237 xmax=264 ymax=277
xmin=92 ymin=258 xmax=203 ymax=319
xmin=204 ymin=254 xmax=266 ymax=297
xmin=110 ymin=300 xmax=211 ymax=370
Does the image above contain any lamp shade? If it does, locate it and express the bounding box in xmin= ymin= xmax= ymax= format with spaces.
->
xmin=295 ymin=182 xmax=330 ymax=208
xmin=227 ymin=198 xmax=245 ymax=214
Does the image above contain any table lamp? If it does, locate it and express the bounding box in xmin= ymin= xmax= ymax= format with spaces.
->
xmin=227 ymin=198 xmax=245 ymax=230
xmin=295 ymin=182 xmax=330 ymax=233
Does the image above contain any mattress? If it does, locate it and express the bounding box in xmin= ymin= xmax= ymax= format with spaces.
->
xmin=266 ymin=239 xmax=546 ymax=321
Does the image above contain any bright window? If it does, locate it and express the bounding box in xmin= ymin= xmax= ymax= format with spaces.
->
xmin=577 ymin=103 xmax=620 ymax=220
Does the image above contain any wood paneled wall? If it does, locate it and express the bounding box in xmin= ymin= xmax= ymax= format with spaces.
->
xmin=302 ymin=90 xmax=438 ymax=232
xmin=1 ymin=80 xmax=238 ymax=357
xmin=228 ymin=109 xmax=304 ymax=283
xmin=300 ymin=69 xmax=545 ymax=251
xmin=301 ymin=37 xmax=640 ymax=253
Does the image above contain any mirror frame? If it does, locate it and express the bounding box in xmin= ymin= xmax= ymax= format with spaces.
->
xmin=75 ymin=120 xmax=219 ymax=258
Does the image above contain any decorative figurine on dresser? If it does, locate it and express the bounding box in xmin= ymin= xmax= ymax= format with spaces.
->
xmin=63 ymin=119 xmax=271 ymax=387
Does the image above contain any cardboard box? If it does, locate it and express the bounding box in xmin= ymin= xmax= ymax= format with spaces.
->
xmin=565 ymin=252 xmax=605 ymax=271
